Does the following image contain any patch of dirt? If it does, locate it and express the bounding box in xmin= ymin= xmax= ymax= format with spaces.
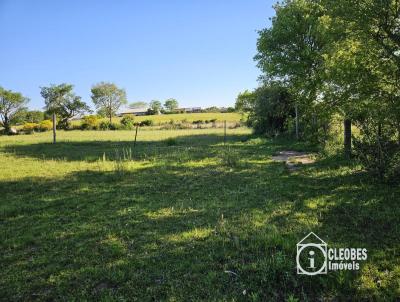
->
xmin=271 ymin=150 xmax=316 ymax=171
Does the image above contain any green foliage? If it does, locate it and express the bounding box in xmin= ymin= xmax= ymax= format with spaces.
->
xmin=22 ymin=122 xmax=39 ymax=133
xmin=91 ymin=82 xmax=127 ymax=123
xmin=120 ymin=115 xmax=135 ymax=129
xmin=39 ymin=120 xmax=53 ymax=132
xmin=235 ymin=90 xmax=256 ymax=112
xmin=139 ymin=119 xmax=153 ymax=127
xmin=99 ymin=121 xmax=118 ymax=130
xmin=164 ymin=98 xmax=179 ymax=112
xmin=40 ymin=84 xmax=89 ymax=130
xmin=203 ymin=106 xmax=220 ymax=113
xmin=25 ymin=110 xmax=44 ymax=123
xmin=248 ymin=85 xmax=294 ymax=136
xmin=252 ymin=0 xmax=400 ymax=181
xmin=149 ymin=100 xmax=162 ymax=114
xmin=0 ymin=86 xmax=29 ymax=133
xmin=192 ymin=120 xmax=204 ymax=124
xmin=40 ymin=84 xmax=73 ymax=113
xmin=353 ymin=118 xmax=400 ymax=181
xmin=81 ymin=115 xmax=99 ymax=130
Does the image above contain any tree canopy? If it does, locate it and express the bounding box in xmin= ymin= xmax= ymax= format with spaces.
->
xmin=91 ymin=82 xmax=127 ymax=123
xmin=0 ymin=87 xmax=29 ymax=133
xmin=41 ymin=84 xmax=90 ymax=129
xmin=164 ymin=98 xmax=179 ymax=112
xmin=249 ymin=0 xmax=400 ymax=178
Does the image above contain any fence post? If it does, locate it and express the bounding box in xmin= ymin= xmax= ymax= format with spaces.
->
xmin=134 ymin=124 xmax=139 ymax=147
xmin=52 ymin=112 xmax=56 ymax=144
xmin=295 ymin=104 xmax=299 ymax=140
xmin=224 ymin=120 xmax=227 ymax=145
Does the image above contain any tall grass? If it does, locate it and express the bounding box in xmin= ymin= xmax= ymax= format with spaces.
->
xmin=113 ymin=147 xmax=133 ymax=176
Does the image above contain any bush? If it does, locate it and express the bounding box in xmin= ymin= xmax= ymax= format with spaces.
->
xmin=354 ymin=135 xmax=400 ymax=181
xmin=81 ymin=115 xmax=99 ymax=130
xmin=120 ymin=115 xmax=135 ymax=129
xmin=39 ymin=120 xmax=53 ymax=131
xmin=139 ymin=119 xmax=154 ymax=127
xmin=164 ymin=137 xmax=178 ymax=146
xmin=22 ymin=122 xmax=39 ymax=134
xmin=192 ymin=120 xmax=204 ymax=124
xmin=99 ymin=121 xmax=118 ymax=130
xmin=160 ymin=122 xmax=192 ymax=130
xmin=352 ymin=118 xmax=400 ymax=182
xmin=247 ymin=85 xmax=294 ymax=136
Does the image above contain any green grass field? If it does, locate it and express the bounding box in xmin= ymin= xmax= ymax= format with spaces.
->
xmin=72 ymin=112 xmax=244 ymax=127
xmin=1 ymin=128 xmax=399 ymax=301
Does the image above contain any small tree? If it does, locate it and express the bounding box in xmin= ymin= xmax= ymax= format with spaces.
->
xmin=25 ymin=110 xmax=44 ymax=123
xmin=247 ymin=84 xmax=295 ymax=136
xmin=40 ymin=83 xmax=74 ymax=143
xmin=0 ymin=87 xmax=29 ymax=133
xmin=56 ymin=94 xmax=91 ymax=129
xmin=164 ymin=98 xmax=179 ymax=112
xmin=91 ymin=82 xmax=127 ymax=123
xmin=235 ymin=90 xmax=256 ymax=112
xmin=149 ymin=100 xmax=162 ymax=114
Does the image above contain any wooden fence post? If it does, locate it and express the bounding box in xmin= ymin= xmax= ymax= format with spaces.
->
xmin=52 ymin=112 xmax=56 ymax=144
xmin=224 ymin=120 xmax=227 ymax=145
xmin=134 ymin=124 xmax=139 ymax=147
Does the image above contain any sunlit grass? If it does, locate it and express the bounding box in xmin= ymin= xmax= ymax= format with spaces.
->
xmin=0 ymin=128 xmax=399 ymax=300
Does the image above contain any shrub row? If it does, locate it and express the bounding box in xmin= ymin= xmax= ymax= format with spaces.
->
xmin=22 ymin=120 xmax=53 ymax=133
xmin=80 ymin=115 xmax=154 ymax=130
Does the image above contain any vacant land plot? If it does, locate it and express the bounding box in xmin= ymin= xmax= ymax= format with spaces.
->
xmin=1 ymin=129 xmax=399 ymax=300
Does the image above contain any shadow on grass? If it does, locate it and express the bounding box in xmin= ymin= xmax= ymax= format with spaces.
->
xmin=1 ymin=133 xmax=257 ymax=162
xmin=1 ymin=147 xmax=399 ymax=300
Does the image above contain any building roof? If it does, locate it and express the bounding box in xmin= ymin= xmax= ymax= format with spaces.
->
xmin=118 ymin=107 xmax=148 ymax=114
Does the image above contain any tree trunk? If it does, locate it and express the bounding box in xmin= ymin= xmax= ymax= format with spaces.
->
xmin=52 ymin=112 xmax=56 ymax=144
xmin=295 ymin=104 xmax=299 ymax=140
xmin=398 ymin=126 xmax=400 ymax=145
xmin=3 ymin=116 xmax=10 ymax=134
xmin=344 ymin=119 xmax=352 ymax=159
xmin=109 ymin=114 xmax=112 ymax=124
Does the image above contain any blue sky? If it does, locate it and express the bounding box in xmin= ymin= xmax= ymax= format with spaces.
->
xmin=0 ymin=0 xmax=275 ymax=110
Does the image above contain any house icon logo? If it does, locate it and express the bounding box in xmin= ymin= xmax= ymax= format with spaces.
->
xmin=296 ymin=232 xmax=327 ymax=275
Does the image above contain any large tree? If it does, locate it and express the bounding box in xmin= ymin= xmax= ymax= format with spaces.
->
xmin=255 ymin=0 xmax=361 ymax=155
xmin=164 ymin=98 xmax=179 ymax=112
xmin=255 ymin=0 xmax=330 ymax=142
xmin=0 ymin=87 xmax=29 ymax=133
xmin=91 ymin=82 xmax=127 ymax=123
xmin=149 ymin=100 xmax=162 ymax=114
